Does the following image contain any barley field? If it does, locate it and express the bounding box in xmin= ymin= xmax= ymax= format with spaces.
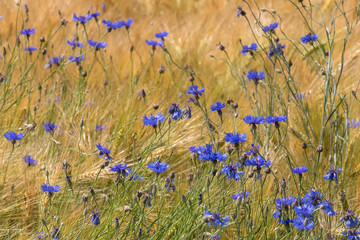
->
xmin=0 ymin=0 xmax=360 ymax=239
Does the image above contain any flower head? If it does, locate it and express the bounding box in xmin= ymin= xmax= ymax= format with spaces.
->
xmin=124 ymin=18 xmax=133 ymax=29
xmin=90 ymin=210 xmax=100 ymax=225
xmin=24 ymin=155 xmax=38 ymax=166
xmin=41 ymin=184 xmax=61 ymax=195
xmin=341 ymin=210 xmax=359 ymax=228
xmin=190 ymin=144 xmax=227 ymax=163
xmin=164 ymin=177 xmax=176 ymax=192
xmin=35 ymin=231 xmax=47 ymax=239
xmin=348 ymin=119 xmax=360 ymax=128
xmin=186 ymin=85 xmax=205 ymax=98
xmin=244 ymin=155 xmax=271 ymax=169
xmin=203 ymin=208 xmax=230 ymax=227
xmin=224 ymin=132 xmax=247 ymax=145
xmin=109 ymin=163 xmax=129 ymax=175
xmin=220 ymin=164 xmax=244 ymax=181
xmin=241 ymin=43 xmax=257 ymax=55
xmin=292 ymin=216 xmax=315 ymax=231
xmin=147 ymin=160 xmax=169 ymax=174
xmin=243 ymin=115 xmax=265 ymax=129
xmin=67 ymin=40 xmax=84 ymax=48
xmin=303 ymin=190 xmax=323 ymax=206
xmin=210 ymin=102 xmax=226 ymax=112
xmin=268 ymin=44 xmax=285 ymax=58
xmin=4 ymin=132 xmax=24 ymax=144
xmin=72 ymin=13 xmax=96 ymax=24
xmin=246 ymin=70 xmax=265 ymax=84
xmin=20 ymin=28 xmax=35 ymax=37
xmin=265 ymin=115 xmax=287 ymax=128
xmin=168 ymin=103 xmax=182 ymax=120
xmin=232 ymin=191 xmax=250 ymax=200
xmin=293 ymin=203 xmax=315 ymax=217
xmin=96 ymin=143 xmax=113 ymax=161
xmin=88 ymin=39 xmax=107 ymax=50
xmin=300 ymin=33 xmax=318 ymax=44
xmin=263 ymin=22 xmax=279 ymax=33
xmin=323 ymin=167 xmax=342 ymax=184
xmin=44 ymin=56 xmax=63 ymax=69
xmin=320 ymin=200 xmax=337 ymax=216
xmin=142 ymin=113 xmax=165 ymax=127
xmin=24 ymin=47 xmax=37 ymax=52
xmin=292 ymin=166 xmax=308 ymax=177
xmin=42 ymin=122 xmax=58 ymax=134
xmin=69 ymin=55 xmax=84 ymax=63
xmin=155 ymin=31 xmax=169 ymax=39
xmin=95 ymin=125 xmax=107 ymax=131
xmin=145 ymin=39 xmax=164 ymax=48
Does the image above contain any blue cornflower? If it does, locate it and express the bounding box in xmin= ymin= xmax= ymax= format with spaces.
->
xmin=241 ymin=43 xmax=258 ymax=55
xmin=41 ymin=184 xmax=61 ymax=195
xmin=272 ymin=196 xmax=297 ymax=221
xmin=145 ymin=39 xmax=164 ymax=48
xmin=147 ymin=160 xmax=169 ymax=174
xmin=35 ymin=231 xmax=47 ymax=239
xmin=245 ymin=144 xmax=259 ymax=156
xmin=96 ymin=143 xmax=113 ymax=161
xmin=265 ymin=115 xmax=287 ymax=128
xmin=44 ymin=56 xmax=63 ymax=69
xmin=342 ymin=229 xmax=360 ymax=239
xmin=220 ymin=164 xmax=244 ymax=181
xmin=341 ymin=210 xmax=359 ymax=228
xmin=182 ymin=106 xmax=192 ymax=119
xmin=128 ymin=169 xmax=143 ymax=182
xmin=293 ymin=204 xmax=315 ymax=217
xmin=246 ymin=70 xmax=265 ymax=84
xmin=24 ymin=155 xmax=38 ymax=166
xmin=268 ymin=44 xmax=285 ymax=58
xmin=69 ymin=55 xmax=85 ymax=63
xmin=243 ymin=115 xmax=265 ymax=129
xmin=244 ymin=155 xmax=271 ymax=169
xmin=124 ymin=18 xmax=133 ymax=29
xmin=88 ymin=39 xmax=107 ymax=50
xmin=348 ymin=119 xmax=360 ymax=128
xmin=203 ymin=208 xmax=230 ymax=227
xmin=95 ymin=125 xmax=107 ymax=131
xmin=4 ymin=132 xmax=24 ymax=144
xmin=224 ymin=132 xmax=247 ymax=145
xmin=90 ymin=12 xmax=100 ymax=20
xmin=194 ymin=144 xmax=227 ymax=163
xmin=24 ymin=47 xmax=37 ymax=52
xmin=42 ymin=122 xmax=58 ymax=134
xmin=292 ymin=216 xmax=315 ymax=231
xmin=294 ymin=93 xmax=307 ymax=99
xmin=186 ymin=85 xmax=205 ymax=98
xmin=292 ymin=166 xmax=308 ymax=177
xmin=323 ymin=167 xmax=342 ymax=184
xmin=155 ymin=31 xmax=169 ymax=40
xmin=72 ymin=13 xmax=94 ymax=24
xmin=320 ymin=200 xmax=337 ymax=216
xmin=263 ymin=22 xmax=279 ymax=33
xmin=90 ymin=210 xmax=100 ymax=225
xmin=67 ymin=40 xmax=84 ymax=48
xmin=102 ymin=20 xmax=125 ymax=30
xmin=232 ymin=190 xmax=250 ymax=200
xmin=300 ymin=33 xmax=318 ymax=44
xmin=168 ymin=103 xmax=182 ymax=120
xmin=0 ymin=17 xmax=3 ymax=20
xmin=142 ymin=113 xmax=165 ymax=127
xmin=109 ymin=163 xmax=129 ymax=176
xmin=210 ymin=102 xmax=226 ymax=113
xmin=20 ymin=28 xmax=35 ymax=37
xmin=164 ymin=177 xmax=176 ymax=192
xmin=303 ymin=190 xmax=323 ymax=206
